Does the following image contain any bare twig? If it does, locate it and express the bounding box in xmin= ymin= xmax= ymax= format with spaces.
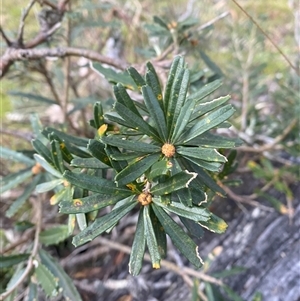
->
xmin=94 ymin=236 xmax=223 ymax=286
xmin=231 ymin=0 xmax=299 ymax=75
xmin=17 ymin=0 xmax=36 ymax=45
xmin=237 ymin=118 xmax=298 ymax=153
xmin=197 ymin=11 xmax=230 ymax=31
xmin=0 ymin=26 xmax=12 ymax=46
xmin=0 ymin=197 xmax=42 ymax=300
xmin=1 ymin=47 xmax=127 ymax=77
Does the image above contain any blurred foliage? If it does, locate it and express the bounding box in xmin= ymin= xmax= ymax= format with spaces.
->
xmin=1 ymin=0 xmax=299 ymax=301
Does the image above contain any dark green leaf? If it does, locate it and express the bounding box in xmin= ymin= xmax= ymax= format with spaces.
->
xmin=187 ymin=79 xmax=222 ymax=103
xmin=129 ymin=208 xmax=146 ymax=276
xmin=200 ymin=50 xmax=223 ymax=77
xmin=199 ymin=213 xmax=228 ymax=233
xmin=63 ymin=170 xmax=128 ymax=194
xmin=39 ymin=225 xmax=70 ymax=246
xmin=180 ymin=104 xmax=236 ymax=144
xmin=0 ymin=146 xmax=35 ymax=166
xmin=0 ymin=254 xmax=30 ymax=268
xmin=127 ymin=67 xmax=146 ymax=89
xmin=71 ymin=157 xmax=110 ymax=169
xmin=87 ymin=139 xmax=111 ymax=167
xmin=142 ymin=85 xmax=168 ymax=140
xmin=59 ymin=192 xmax=131 ymax=214
xmin=151 ymin=170 xmax=197 ymax=195
xmin=114 ymin=83 xmax=142 ymax=117
xmin=146 ymin=62 xmax=163 ymax=108
xmin=115 ymin=153 xmax=161 ymax=186
xmin=153 ymin=198 xmax=210 ymax=222
xmin=39 ymin=249 xmax=83 ymax=301
xmin=102 ymin=136 xmax=161 ymax=153
xmin=105 ymin=145 xmax=128 ymax=172
xmin=171 ymin=99 xmax=196 ymax=142
xmin=115 ymin=102 xmax=161 ymax=142
xmin=143 ymin=205 xmax=161 ymax=269
xmin=51 ymin=140 xmax=65 ymax=173
xmin=32 ymin=139 xmax=53 ymax=165
xmin=177 ymin=146 xmax=227 ymax=163
xmin=175 ymin=188 xmax=193 ymax=207
xmin=92 ymin=102 xmax=105 ymax=129
xmin=92 ymin=62 xmax=138 ymax=90
xmin=6 ymin=174 xmax=42 ymax=218
xmin=164 ymin=56 xmax=184 ymax=113
xmin=183 ymin=156 xmax=222 ymax=172
xmin=72 ymin=198 xmax=136 ymax=247
xmin=179 ymin=216 xmax=204 ymax=238
xmin=191 ymin=95 xmax=231 ymax=121
xmin=152 ymin=204 xmax=203 ymax=268
xmin=148 ymin=159 xmax=172 ymax=180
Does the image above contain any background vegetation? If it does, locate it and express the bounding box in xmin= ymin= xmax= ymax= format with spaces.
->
xmin=1 ymin=0 xmax=299 ymax=300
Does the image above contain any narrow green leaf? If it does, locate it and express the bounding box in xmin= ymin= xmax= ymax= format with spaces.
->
xmin=142 ymin=85 xmax=168 ymax=140
xmin=177 ymin=146 xmax=227 ymax=163
xmin=148 ymin=159 xmax=172 ymax=181
xmin=59 ymin=192 xmax=130 ymax=214
xmin=0 ymin=146 xmax=35 ymax=166
xmin=151 ymin=170 xmax=197 ymax=195
xmin=169 ymin=69 xmax=190 ymax=136
xmin=105 ymin=112 xmax=137 ymax=129
xmin=93 ymin=102 xmax=105 ymax=129
xmin=180 ymin=104 xmax=236 ymax=144
xmin=127 ymin=67 xmax=146 ymax=89
xmin=32 ymin=139 xmax=53 ymax=164
xmin=42 ymin=127 xmax=89 ymax=147
xmin=200 ymin=50 xmax=223 ymax=77
xmin=129 ymin=208 xmax=146 ymax=275
xmin=150 ymin=205 xmax=167 ymax=258
xmin=50 ymin=186 xmax=73 ymax=205
xmin=152 ymin=204 xmax=203 ymax=268
xmin=50 ymin=140 xmax=65 ymax=173
xmin=34 ymin=262 xmax=58 ymax=297
xmin=143 ymin=205 xmax=161 ymax=269
xmin=36 ymin=179 xmax=63 ymax=193
xmin=187 ymin=79 xmax=222 ymax=103
xmin=27 ymin=282 xmax=38 ymax=301
xmin=186 ymin=132 xmax=243 ymax=148
xmin=71 ymin=157 xmax=110 ymax=169
xmin=63 ymin=170 xmax=128 ymax=194
xmin=179 ymin=216 xmax=204 ymax=238
xmin=72 ymin=199 xmax=136 ymax=247
xmin=153 ymin=198 xmax=210 ymax=222
xmin=183 ymin=156 xmax=222 ymax=172
xmin=182 ymin=160 xmax=225 ymax=195
xmin=191 ymin=95 xmax=230 ymax=121
xmin=39 ymin=225 xmax=70 ymax=246
xmin=0 ymin=254 xmax=30 ymax=268
xmin=115 ymin=102 xmax=161 ymax=142
xmin=1 ymin=168 xmax=33 ymax=194
xmin=171 ymin=99 xmax=196 ymax=143
xmin=49 ymin=134 xmax=74 ymax=164
xmin=6 ymin=174 xmax=42 ymax=218
xmin=164 ymin=56 xmax=184 ymax=113
xmin=105 ymin=145 xmax=128 ymax=172
xmin=115 ymin=153 xmax=161 ymax=186
xmin=39 ymin=249 xmax=83 ymax=301
xmin=102 ymin=136 xmax=161 ymax=153
xmin=34 ymin=154 xmax=62 ymax=178
xmin=8 ymin=91 xmax=56 ymax=105
xmin=92 ymin=62 xmax=138 ymax=90
xmin=145 ymin=68 xmax=164 ymax=111
xmin=114 ymin=83 xmax=142 ymax=117
xmin=198 ymin=213 xmax=228 ymax=233
xmin=153 ymin=16 xmax=169 ymax=30
xmin=87 ymin=139 xmax=111 ymax=167
xmin=175 ymin=188 xmax=193 ymax=207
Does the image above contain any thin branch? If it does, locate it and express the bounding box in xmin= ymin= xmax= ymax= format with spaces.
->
xmin=0 ymin=197 xmax=42 ymax=300
xmin=94 ymin=236 xmax=223 ymax=286
xmin=237 ymin=118 xmax=298 ymax=153
xmin=197 ymin=11 xmax=229 ymax=31
xmin=17 ymin=0 xmax=36 ymax=45
xmin=231 ymin=0 xmax=299 ymax=75
xmin=0 ymin=26 xmax=12 ymax=46
xmin=1 ymin=47 xmax=127 ymax=78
